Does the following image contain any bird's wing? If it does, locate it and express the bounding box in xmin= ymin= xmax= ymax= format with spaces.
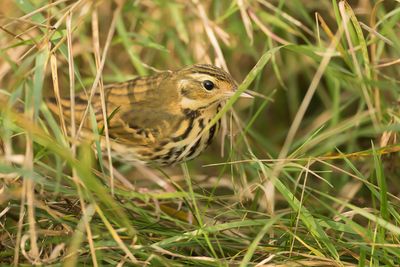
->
xmin=47 ymin=71 xmax=182 ymax=146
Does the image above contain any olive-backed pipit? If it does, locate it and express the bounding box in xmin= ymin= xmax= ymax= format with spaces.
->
xmin=47 ymin=64 xmax=251 ymax=165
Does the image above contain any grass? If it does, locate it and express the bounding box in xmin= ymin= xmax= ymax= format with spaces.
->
xmin=1 ymin=0 xmax=400 ymax=266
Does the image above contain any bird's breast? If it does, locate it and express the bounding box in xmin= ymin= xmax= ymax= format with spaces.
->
xmin=146 ymin=105 xmax=222 ymax=165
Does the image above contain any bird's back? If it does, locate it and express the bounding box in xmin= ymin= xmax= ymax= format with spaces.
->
xmin=46 ymin=71 xmax=206 ymax=164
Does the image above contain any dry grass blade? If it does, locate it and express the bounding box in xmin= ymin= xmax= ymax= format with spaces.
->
xmin=49 ymin=54 xmax=67 ymax=137
xmin=271 ymin=23 xmax=344 ymax=179
xmin=95 ymin=205 xmax=138 ymax=264
xmin=192 ymin=0 xmax=228 ymax=71
xmin=1 ymin=0 xmax=69 ymax=29
xmin=257 ymin=0 xmax=314 ymax=35
xmin=66 ymin=12 xmax=76 ymax=153
xmin=375 ymin=58 xmax=400 ymax=68
xmin=248 ymin=9 xmax=290 ymax=45
xmin=359 ymin=22 xmax=393 ymax=46
xmin=237 ymin=0 xmax=253 ymax=44
xmin=91 ymin=6 xmax=115 ymax=196
xmin=13 ymin=176 xmax=26 ymax=266
xmin=75 ymin=4 xmax=121 ymax=139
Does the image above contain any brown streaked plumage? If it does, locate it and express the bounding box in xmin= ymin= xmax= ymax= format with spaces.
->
xmin=47 ymin=64 xmax=251 ymax=165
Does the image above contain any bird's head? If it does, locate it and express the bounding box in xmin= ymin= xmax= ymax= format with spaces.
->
xmin=175 ymin=64 xmax=252 ymax=110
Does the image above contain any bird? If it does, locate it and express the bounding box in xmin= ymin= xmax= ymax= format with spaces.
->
xmin=46 ymin=64 xmax=252 ymax=165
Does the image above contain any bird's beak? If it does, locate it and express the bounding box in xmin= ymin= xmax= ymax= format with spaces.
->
xmin=224 ymin=90 xmax=254 ymax=99
xmin=238 ymin=91 xmax=254 ymax=98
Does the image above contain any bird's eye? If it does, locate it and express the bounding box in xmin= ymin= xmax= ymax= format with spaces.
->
xmin=202 ymin=80 xmax=215 ymax=91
